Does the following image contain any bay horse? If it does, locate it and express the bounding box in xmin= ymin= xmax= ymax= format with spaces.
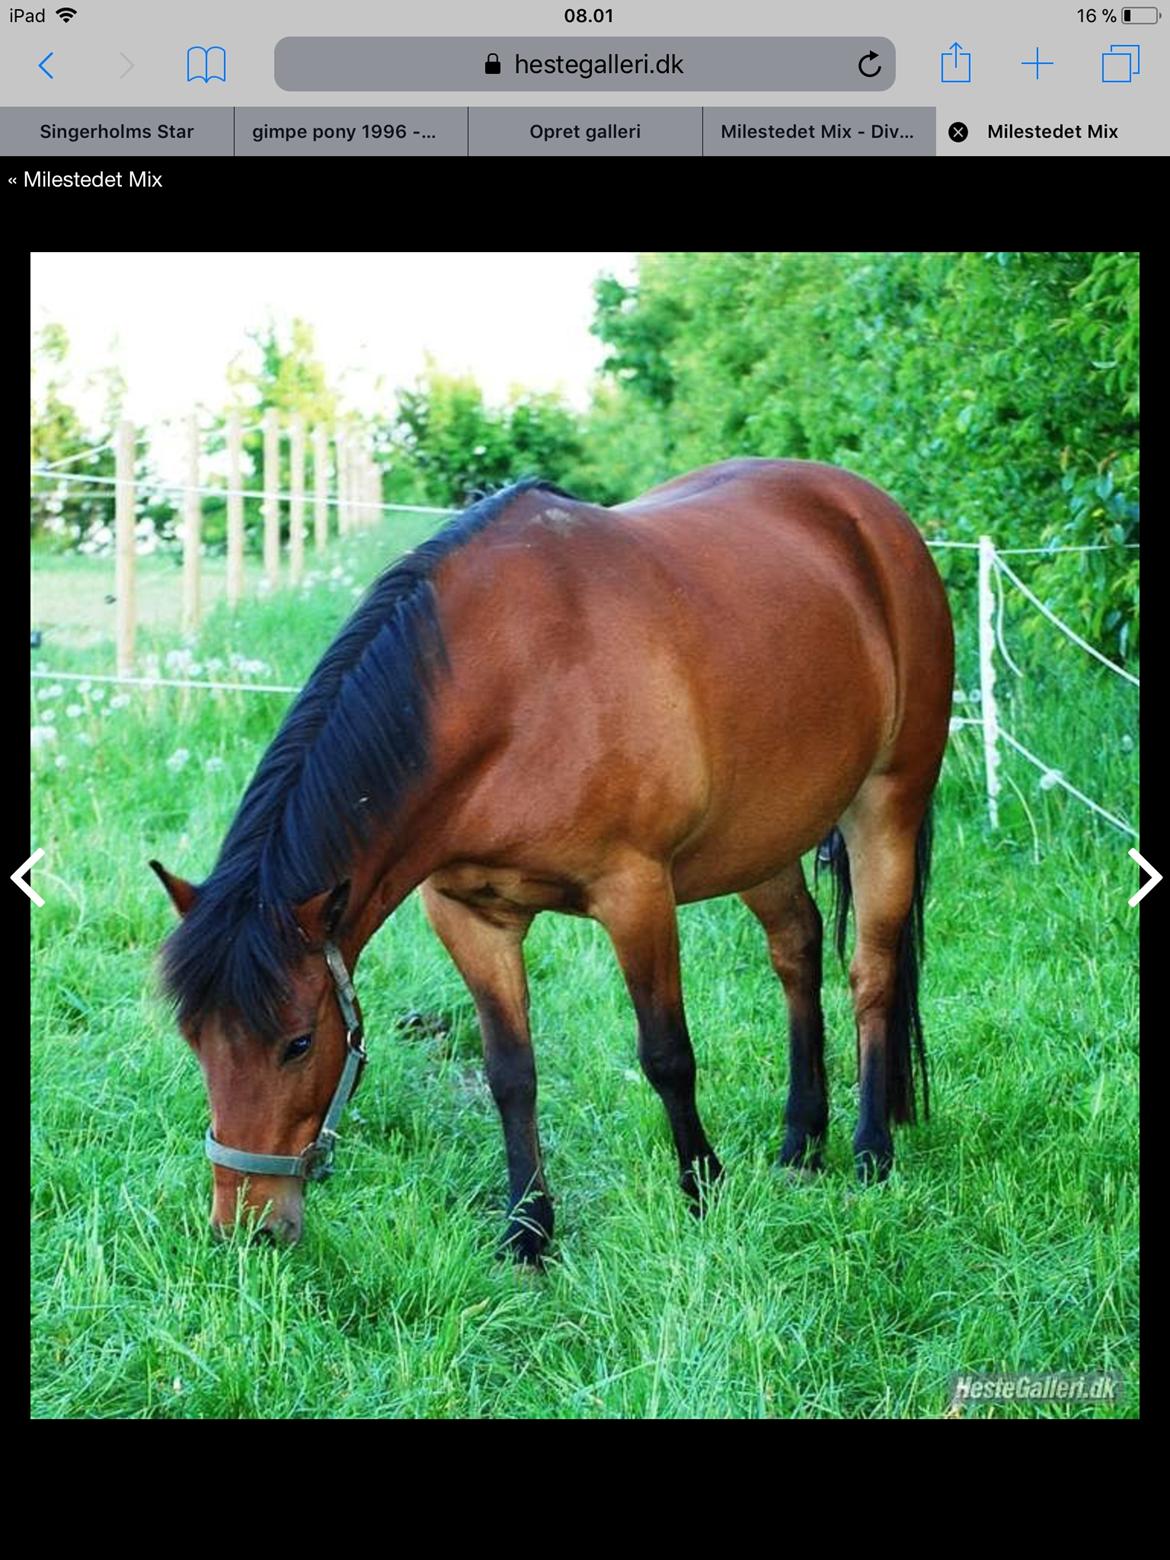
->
xmin=151 ymin=458 xmax=953 ymax=1261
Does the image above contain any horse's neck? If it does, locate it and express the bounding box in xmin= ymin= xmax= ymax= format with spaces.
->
xmin=342 ymin=818 xmax=440 ymax=968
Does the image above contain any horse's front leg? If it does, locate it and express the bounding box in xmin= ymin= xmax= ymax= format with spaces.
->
xmin=420 ymin=883 xmax=552 ymax=1264
xmin=592 ymin=860 xmax=723 ymax=1207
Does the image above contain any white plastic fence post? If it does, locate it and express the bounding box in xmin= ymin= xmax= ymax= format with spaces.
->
xmin=226 ymin=408 xmax=244 ymax=609
xmin=978 ymin=534 xmax=1001 ymax=829
xmin=263 ymin=408 xmax=280 ymax=586
xmin=182 ymin=413 xmax=201 ymax=631
xmin=114 ymin=418 xmax=136 ymax=677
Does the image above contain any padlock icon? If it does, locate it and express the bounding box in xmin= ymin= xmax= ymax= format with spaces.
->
xmin=484 ymin=52 xmax=501 ymax=75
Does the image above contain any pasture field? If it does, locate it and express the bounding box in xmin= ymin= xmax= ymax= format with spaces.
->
xmin=30 ymin=520 xmax=1139 ymax=1418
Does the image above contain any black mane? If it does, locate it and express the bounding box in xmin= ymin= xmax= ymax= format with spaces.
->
xmin=159 ymin=477 xmax=575 ymax=1036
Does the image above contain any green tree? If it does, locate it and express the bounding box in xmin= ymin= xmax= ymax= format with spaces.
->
xmin=387 ymin=363 xmax=584 ymax=507
xmin=582 ymin=251 xmax=1139 ymax=660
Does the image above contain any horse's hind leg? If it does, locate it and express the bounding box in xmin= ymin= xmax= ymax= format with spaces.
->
xmin=740 ymin=864 xmax=828 ymax=1172
xmin=838 ymin=775 xmax=932 ymax=1183
xmin=592 ymin=860 xmax=723 ymax=1207
xmin=420 ymin=881 xmax=552 ymax=1264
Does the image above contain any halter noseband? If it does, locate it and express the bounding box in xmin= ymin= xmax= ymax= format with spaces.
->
xmin=204 ymin=941 xmax=367 ymax=1183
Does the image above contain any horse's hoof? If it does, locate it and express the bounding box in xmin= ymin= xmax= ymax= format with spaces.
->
xmin=497 ymin=1202 xmax=554 ymax=1266
xmin=777 ymin=1136 xmax=825 ymax=1176
xmin=854 ymin=1143 xmax=893 ymax=1184
xmin=680 ymin=1152 xmax=724 ymax=1212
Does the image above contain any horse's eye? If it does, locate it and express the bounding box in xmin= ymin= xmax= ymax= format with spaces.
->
xmin=283 ymin=1034 xmax=313 ymax=1062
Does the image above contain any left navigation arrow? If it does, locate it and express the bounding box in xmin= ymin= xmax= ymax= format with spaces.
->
xmin=38 ymin=51 xmax=55 ymax=79
xmin=12 ymin=848 xmax=45 ymax=907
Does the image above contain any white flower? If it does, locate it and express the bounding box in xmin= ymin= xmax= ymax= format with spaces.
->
xmin=55 ymin=753 xmax=68 ymax=769
xmin=76 ymin=733 xmax=94 ymax=747
xmin=78 ymin=680 xmax=92 ymax=694
xmin=330 ymin=566 xmax=343 ymax=580
xmin=1039 ymin=769 xmax=1062 ymax=792
xmin=37 ymin=684 xmax=63 ymax=701
xmin=66 ymin=704 xmax=83 ymax=719
xmin=166 ymin=748 xmax=191 ymax=774
xmin=204 ymin=756 xmax=226 ymax=773
xmin=351 ymin=586 xmax=362 ymax=597
xmin=91 ymin=687 xmax=106 ymax=702
xmin=41 ymin=709 xmax=57 ymax=723
xmin=109 ymin=694 xmax=131 ymax=710
xmin=1121 ymin=734 xmax=1134 ymax=753
xmin=165 ymin=649 xmax=194 ymax=672
xmin=205 ymin=657 xmax=224 ymax=674
xmin=30 ymin=725 xmax=57 ymax=749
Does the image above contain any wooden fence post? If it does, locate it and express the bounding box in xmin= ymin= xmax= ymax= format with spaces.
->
xmin=289 ymin=414 xmax=305 ymax=584
xmin=263 ymin=408 xmax=280 ymax=586
xmin=313 ymin=424 xmax=328 ymax=553
xmin=114 ymin=418 xmax=136 ymax=677
xmin=226 ymin=408 xmax=243 ymax=609
xmin=182 ymin=413 xmax=201 ymax=631
xmin=336 ymin=427 xmax=348 ymax=536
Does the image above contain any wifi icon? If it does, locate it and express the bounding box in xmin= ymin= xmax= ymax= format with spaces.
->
xmin=56 ymin=7 xmax=78 ymax=20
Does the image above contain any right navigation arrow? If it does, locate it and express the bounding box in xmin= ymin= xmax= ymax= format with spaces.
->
xmin=1128 ymin=847 xmax=1162 ymax=908
xmin=120 ymin=52 xmax=134 ymax=78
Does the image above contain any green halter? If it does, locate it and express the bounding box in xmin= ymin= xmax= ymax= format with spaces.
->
xmin=204 ymin=941 xmax=367 ymax=1183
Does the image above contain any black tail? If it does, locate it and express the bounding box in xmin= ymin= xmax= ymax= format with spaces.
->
xmin=815 ymin=807 xmax=933 ymax=1125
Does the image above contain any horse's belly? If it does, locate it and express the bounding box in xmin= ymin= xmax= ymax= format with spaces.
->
xmin=669 ymin=749 xmax=871 ymax=903
xmin=667 ymin=711 xmax=879 ymax=904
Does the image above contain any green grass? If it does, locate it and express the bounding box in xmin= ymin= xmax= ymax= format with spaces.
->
xmin=30 ymin=527 xmax=1139 ymax=1418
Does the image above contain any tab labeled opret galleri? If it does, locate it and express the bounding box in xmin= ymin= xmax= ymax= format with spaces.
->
xmin=471 ymin=107 xmax=699 ymax=155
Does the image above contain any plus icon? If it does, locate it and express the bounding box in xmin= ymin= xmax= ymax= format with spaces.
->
xmin=1020 ymin=46 xmax=1055 ymax=79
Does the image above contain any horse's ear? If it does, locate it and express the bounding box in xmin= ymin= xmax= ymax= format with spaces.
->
xmin=292 ymin=881 xmax=351 ymax=948
xmin=149 ymin=860 xmax=198 ymax=917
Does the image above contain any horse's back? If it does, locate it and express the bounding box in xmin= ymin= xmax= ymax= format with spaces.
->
xmin=431 ymin=461 xmax=951 ymax=902
xmin=618 ymin=456 xmax=953 ymax=774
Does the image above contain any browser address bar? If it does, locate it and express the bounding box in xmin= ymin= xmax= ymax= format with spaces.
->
xmin=274 ymin=37 xmax=896 ymax=92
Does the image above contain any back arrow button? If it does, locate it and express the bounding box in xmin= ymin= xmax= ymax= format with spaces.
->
xmin=38 ymin=51 xmax=54 ymax=79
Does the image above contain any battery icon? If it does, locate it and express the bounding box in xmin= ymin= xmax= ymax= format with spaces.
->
xmin=1121 ymin=6 xmax=1160 ymax=20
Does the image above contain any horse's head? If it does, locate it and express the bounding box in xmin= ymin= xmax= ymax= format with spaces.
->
xmin=151 ymin=862 xmax=362 ymax=1245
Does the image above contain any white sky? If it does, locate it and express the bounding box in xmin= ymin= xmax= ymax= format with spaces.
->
xmin=30 ymin=251 xmax=639 ymax=436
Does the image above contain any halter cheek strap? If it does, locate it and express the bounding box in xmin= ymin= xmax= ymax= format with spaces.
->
xmin=204 ymin=941 xmax=367 ymax=1184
